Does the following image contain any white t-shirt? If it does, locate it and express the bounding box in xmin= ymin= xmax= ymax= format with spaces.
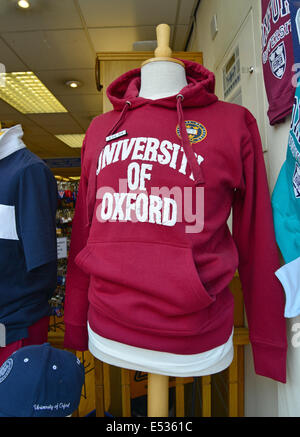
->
xmin=88 ymin=323 xmax=234 ymax=377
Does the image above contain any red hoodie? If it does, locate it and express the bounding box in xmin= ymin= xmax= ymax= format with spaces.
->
xmin=63 ymin=60 xmax=287 ymax=383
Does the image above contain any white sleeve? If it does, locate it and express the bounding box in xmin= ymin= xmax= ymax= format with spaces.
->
xmin=275 ymin=257 xmax=300 ymax=318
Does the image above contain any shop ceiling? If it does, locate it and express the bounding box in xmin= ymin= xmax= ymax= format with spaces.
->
xmin=0 ymin=0 xmax=198 ymax=160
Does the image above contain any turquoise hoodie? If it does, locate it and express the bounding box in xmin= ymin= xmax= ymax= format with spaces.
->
xmin=272 ymin=80 xmax=300 ymax=264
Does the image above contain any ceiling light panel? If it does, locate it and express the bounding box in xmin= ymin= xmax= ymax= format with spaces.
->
xmin=0 ymin=72 xmax=67 ymax=114
xmin=55 ymin=134 xmax=85 ymax=148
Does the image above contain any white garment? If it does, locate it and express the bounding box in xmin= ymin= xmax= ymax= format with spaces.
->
xmin=88 ymin=323 xmax=234 ymax=377
xmin=0 ymin=205 xmax=19 ymax=241
xmin=275 ymin=257 xmax=300 ymax=318
xmin=278 ymin=316 xmax=300 ymax=416
xmin=0 ymin=125 xmax=26 ymax=243
xmin=139 ymin=61 xmax=188 ymax=100
xmin=0 ymin=124 xmax=26 ymax=160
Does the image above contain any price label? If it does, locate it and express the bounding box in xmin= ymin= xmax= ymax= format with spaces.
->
xmin=57 ymin=237 xmax=68 ymax=259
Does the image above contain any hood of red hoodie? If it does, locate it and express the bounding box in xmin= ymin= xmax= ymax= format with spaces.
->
xmin=106 ymin=59 xmax=218 ymax=110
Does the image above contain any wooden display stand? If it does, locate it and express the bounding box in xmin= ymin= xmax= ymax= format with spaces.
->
xmin=142 ymin=24 xmax=180 ymax=417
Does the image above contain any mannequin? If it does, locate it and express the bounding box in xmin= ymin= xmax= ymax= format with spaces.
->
xmin=87 ymin=24 xmax=234 ymax=417
xmin=142 ymin=24 xmax=188 ymax=417
xmin=139 ymin=30 xmax=187 ymax=101
xmin=0 ymin=122 xmax=57 ymax=367
xmin=139 ymin=60 xmax=187 ymax=100
xmin=139 ymin=23 xmax=186 ymax=100
xmin=64 ymin=17 xmax=288 ymax=414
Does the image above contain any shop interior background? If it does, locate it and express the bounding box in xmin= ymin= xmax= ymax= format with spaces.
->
xmin=0 ymin=0 xmax=296 ymax=417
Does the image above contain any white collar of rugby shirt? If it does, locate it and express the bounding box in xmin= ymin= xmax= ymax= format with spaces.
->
xmin=0 ymin=124 xmax=26 ymax=160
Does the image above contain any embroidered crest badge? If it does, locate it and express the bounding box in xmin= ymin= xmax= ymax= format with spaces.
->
xmin=176 ymin=120 xmax=207 ymax=144
xmin=269 ymin=42 xmax=286 ymax=79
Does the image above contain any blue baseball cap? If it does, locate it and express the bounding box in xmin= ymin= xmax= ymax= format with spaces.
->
xmin=0 ymin=343 xmax=85 ymax=417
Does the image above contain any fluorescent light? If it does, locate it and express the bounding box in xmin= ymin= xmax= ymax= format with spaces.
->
xmin=18 ymin=0 xmax=30 ymax=8
xmin=0 ymin=72 xmax=67 ymax=114
xmin=56 ymin=134 xmax=85 ymax=148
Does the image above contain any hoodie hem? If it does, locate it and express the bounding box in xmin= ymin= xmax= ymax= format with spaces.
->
xmin=267 ymin=88 xmax=294 ymax=126
xmin=87 ymin=300 xmax=234 ymax=355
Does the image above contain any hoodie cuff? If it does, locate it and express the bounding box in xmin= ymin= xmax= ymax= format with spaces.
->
xmin=64 ymin=323 xmax=89 ymax=351
xmin=251 ymin=341 xmax=287 ymax=383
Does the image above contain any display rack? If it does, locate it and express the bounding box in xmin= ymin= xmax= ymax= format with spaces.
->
xmin=49 ymin=177 xmax=79 ymax=333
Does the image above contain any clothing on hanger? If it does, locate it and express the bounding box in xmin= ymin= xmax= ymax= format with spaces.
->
xmin=272 ymin=78 xmax=300 ymax=317
xmin=261 ymin=0 xmax=295 ymax=125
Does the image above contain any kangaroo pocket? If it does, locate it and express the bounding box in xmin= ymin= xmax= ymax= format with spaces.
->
xmin=75 ymin=241 xmax=215 ymax=334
